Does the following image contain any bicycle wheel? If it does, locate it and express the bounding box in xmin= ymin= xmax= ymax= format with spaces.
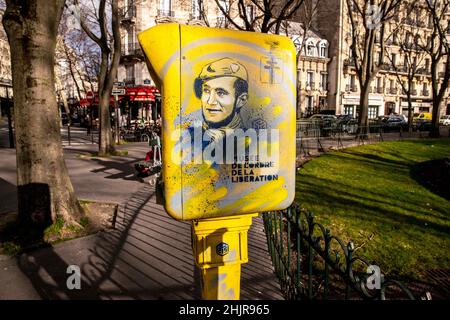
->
xmin=140 ymin=134 xmax=149 ymax=142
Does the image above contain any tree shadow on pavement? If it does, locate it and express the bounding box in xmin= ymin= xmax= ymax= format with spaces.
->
xmin=16 ymin=183 xmax=284 ymax=300
xmin=0 ymin=178 xmax=17 ymax=214
xmin=89 ymin=158 xmax=143 ymax=182
xmin=16 ymin=184 xmax=199 ymax=299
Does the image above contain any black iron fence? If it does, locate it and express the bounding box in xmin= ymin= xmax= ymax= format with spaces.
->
xmin=295 ymin=119 xmax=449 ymax=157
xmin=263 ymin=205 xmax=416 ymax=300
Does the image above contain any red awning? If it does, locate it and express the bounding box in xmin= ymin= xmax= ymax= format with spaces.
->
xmin=80 ymin=86 xmax=159 ymax=106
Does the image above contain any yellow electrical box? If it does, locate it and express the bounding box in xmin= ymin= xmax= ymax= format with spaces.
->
xmin=191 ymin=213 xmax=257 ymax=300
xmin=138 ymin=24 xmax=296 ymax=221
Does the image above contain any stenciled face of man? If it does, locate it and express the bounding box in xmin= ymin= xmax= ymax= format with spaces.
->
xmin=201 ymin=76 xmax=244 ymax=127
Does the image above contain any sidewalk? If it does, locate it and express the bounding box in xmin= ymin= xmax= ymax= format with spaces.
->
xmin=0 ymin=184 xmax=283 ymax=300
xmin=0 ymin=123 xmax=283 ymax=299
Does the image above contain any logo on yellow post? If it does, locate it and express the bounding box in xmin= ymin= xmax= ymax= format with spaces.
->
xmin=216 ymin=242 xmax=229 ymax=256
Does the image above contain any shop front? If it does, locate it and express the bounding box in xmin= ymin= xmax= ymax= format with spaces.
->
xmin=341 ymin=94 xmax=384 ymax=119
xmin=78 ymin=86 xmax=160 ymax=129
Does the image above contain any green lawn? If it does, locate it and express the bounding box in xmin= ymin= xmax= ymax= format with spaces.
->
xmin=295 ymin=138 xmax=450 ymax=281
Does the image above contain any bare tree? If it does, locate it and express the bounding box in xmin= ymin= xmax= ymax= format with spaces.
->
xmin=292 ymin=0 xmax=322 ymax=117
xmin=423 ymin=0 xmax=450 ymax=137
xmin=70 ymin=0 xmax=121 ymax=155
xmin=345 ymin=0 xmax=402 ymax=131
xmin=214 ymin=0 xmax=306 ymax=33
xmin=384 ymin=0 xmax=428 ymax=132
xmin=2 ymin=0 xmax=84 ymax=230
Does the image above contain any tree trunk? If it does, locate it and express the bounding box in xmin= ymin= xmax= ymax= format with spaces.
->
xmin=407 ymin=98 xmax=413 ymax=134
xmin=430 ymin=100 xmax=441 ymax=138
xmin=359 ymin=83 xmax=370 ymax=134
xmin=3 ymin=0 xmax=84 ymax=228
xmin=98 ymin=89 xmax=115 ymax=155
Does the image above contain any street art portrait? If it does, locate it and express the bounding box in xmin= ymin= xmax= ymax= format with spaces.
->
xmin=138 ymin=24 xmax=297 ymax=220
xmin=194 ymin=58 xmax=248 ymax=132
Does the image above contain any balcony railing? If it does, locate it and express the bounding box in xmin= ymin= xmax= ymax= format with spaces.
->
xmin=438 ymin=71 xmax=446 ymax=78
xmin=305 ymin=82 xmax=315 ymax=90
xmin=157 ymin=9 xmax=175 ymax=17
xmin=121 ymin=43 xmax=143 ymax=57
xmin=381 ymin=63 xmax=395 ymax=71
xmin=216 ymin=16 xmax=227 ymax=26
xmin=344 ymin=58 xmax=355 ymax=67
xmin=377 ymin=86 xmax=384 ymax=94
xmin=120 ymin=5 xmax=136 ymax=21
xmin=124 ymin=78 xmax=135 ymax=86
xmin=190 ymin=13 xmax=202 ymax=20
xmin=422 ymin=90 xmax=430 ymax=96
xmin=389 ymin=87 xmax=397 ymax=94
xmin=319 ymin=83 xmax=328 ymax=91
xmin=346 ymin=84 xmax=357 ymax=92
xmin=395 ymin=65 xmax=408 ymax=73
xmin=416 ymin=68 xmax=431 ymax=75
xmin=411 ymin=89 xmax=417 ymax=96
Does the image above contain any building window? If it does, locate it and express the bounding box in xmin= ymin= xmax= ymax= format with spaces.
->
xmin=191 ymin=0 xmax=201 ymax=20
xmin=307 ymin=71 xmax=314 ymax=87
xmin=319 ymin=97 xmax=326 ymax=110
xmin=159 ymin=0 xmax=172 ymax=16
xmin=320 ymin=73 xmax=328 ymax=89
xmin=368 ymin=106 xmax=378 ymax=119
xmin=246 ymin=5 xmax=254 ymax=21
xmin=319 ymin=42 xmax=327 ymax=57
xmin=391 ymin=53 xmax=396 ymax=66
xmin=347 ymin=74 xmax=356 ymax=91
xmin=306 ymin=40 xmax=315 ymax=56
xmin=293 ymin=38 xmax=301 ymax=54
xmin=306 ymin=96 xmax=314 ymax=113
xmin=376 ymin=77 xmax=383 ymax=92
xmin=125 ymin=65 xmax=135 ymax=85
xmin=344 ymin=105 xmax=354 ymax=116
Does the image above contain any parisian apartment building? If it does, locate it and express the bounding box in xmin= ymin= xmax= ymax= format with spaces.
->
xmin=315 ymin=0 xmax=450 ymax=119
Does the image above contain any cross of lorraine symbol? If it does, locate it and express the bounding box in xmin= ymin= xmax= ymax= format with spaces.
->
xmin=260 ymin=55 xmax=282 ymax=84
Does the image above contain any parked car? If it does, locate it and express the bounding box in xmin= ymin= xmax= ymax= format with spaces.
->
xmin=342 ymin=118 xmax=358 ymax=134
xmin=335 ymin=115 xmax=358 ymax=133
xmin=415 ymin=120 xmax=433 ymax=131
xmin=439 ymin=115 xmax=450 ymax=126
xmin=308 ymin=114 xmax=338 ymax=121
xmin=308 ymin=114 xmax=338 ymax=136
xmin=380 ymin=115 xmax=407 ymax=132
xmin=413 ymin=112 xmax=432 ymax=121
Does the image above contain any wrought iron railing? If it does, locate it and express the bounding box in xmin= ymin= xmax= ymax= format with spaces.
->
xmin=121 ymin=43 xmax=143 ymax=57
xmin=263 ymin=206 xmax=416 ymax=300
xmin=120 ymin=5 xmax=136 ymax=21
xmin=157 ymin=9 xmax=174 ymax=17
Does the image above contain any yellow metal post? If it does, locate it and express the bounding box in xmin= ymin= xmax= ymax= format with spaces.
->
xmin=138 ymin=24 xmax=297 ymax=299
xmin=191 ymin=213 xmax=258 ymax=300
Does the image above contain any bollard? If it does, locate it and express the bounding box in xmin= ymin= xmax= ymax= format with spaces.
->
xmin=191 ymin=213 xmax=257 ymax=300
